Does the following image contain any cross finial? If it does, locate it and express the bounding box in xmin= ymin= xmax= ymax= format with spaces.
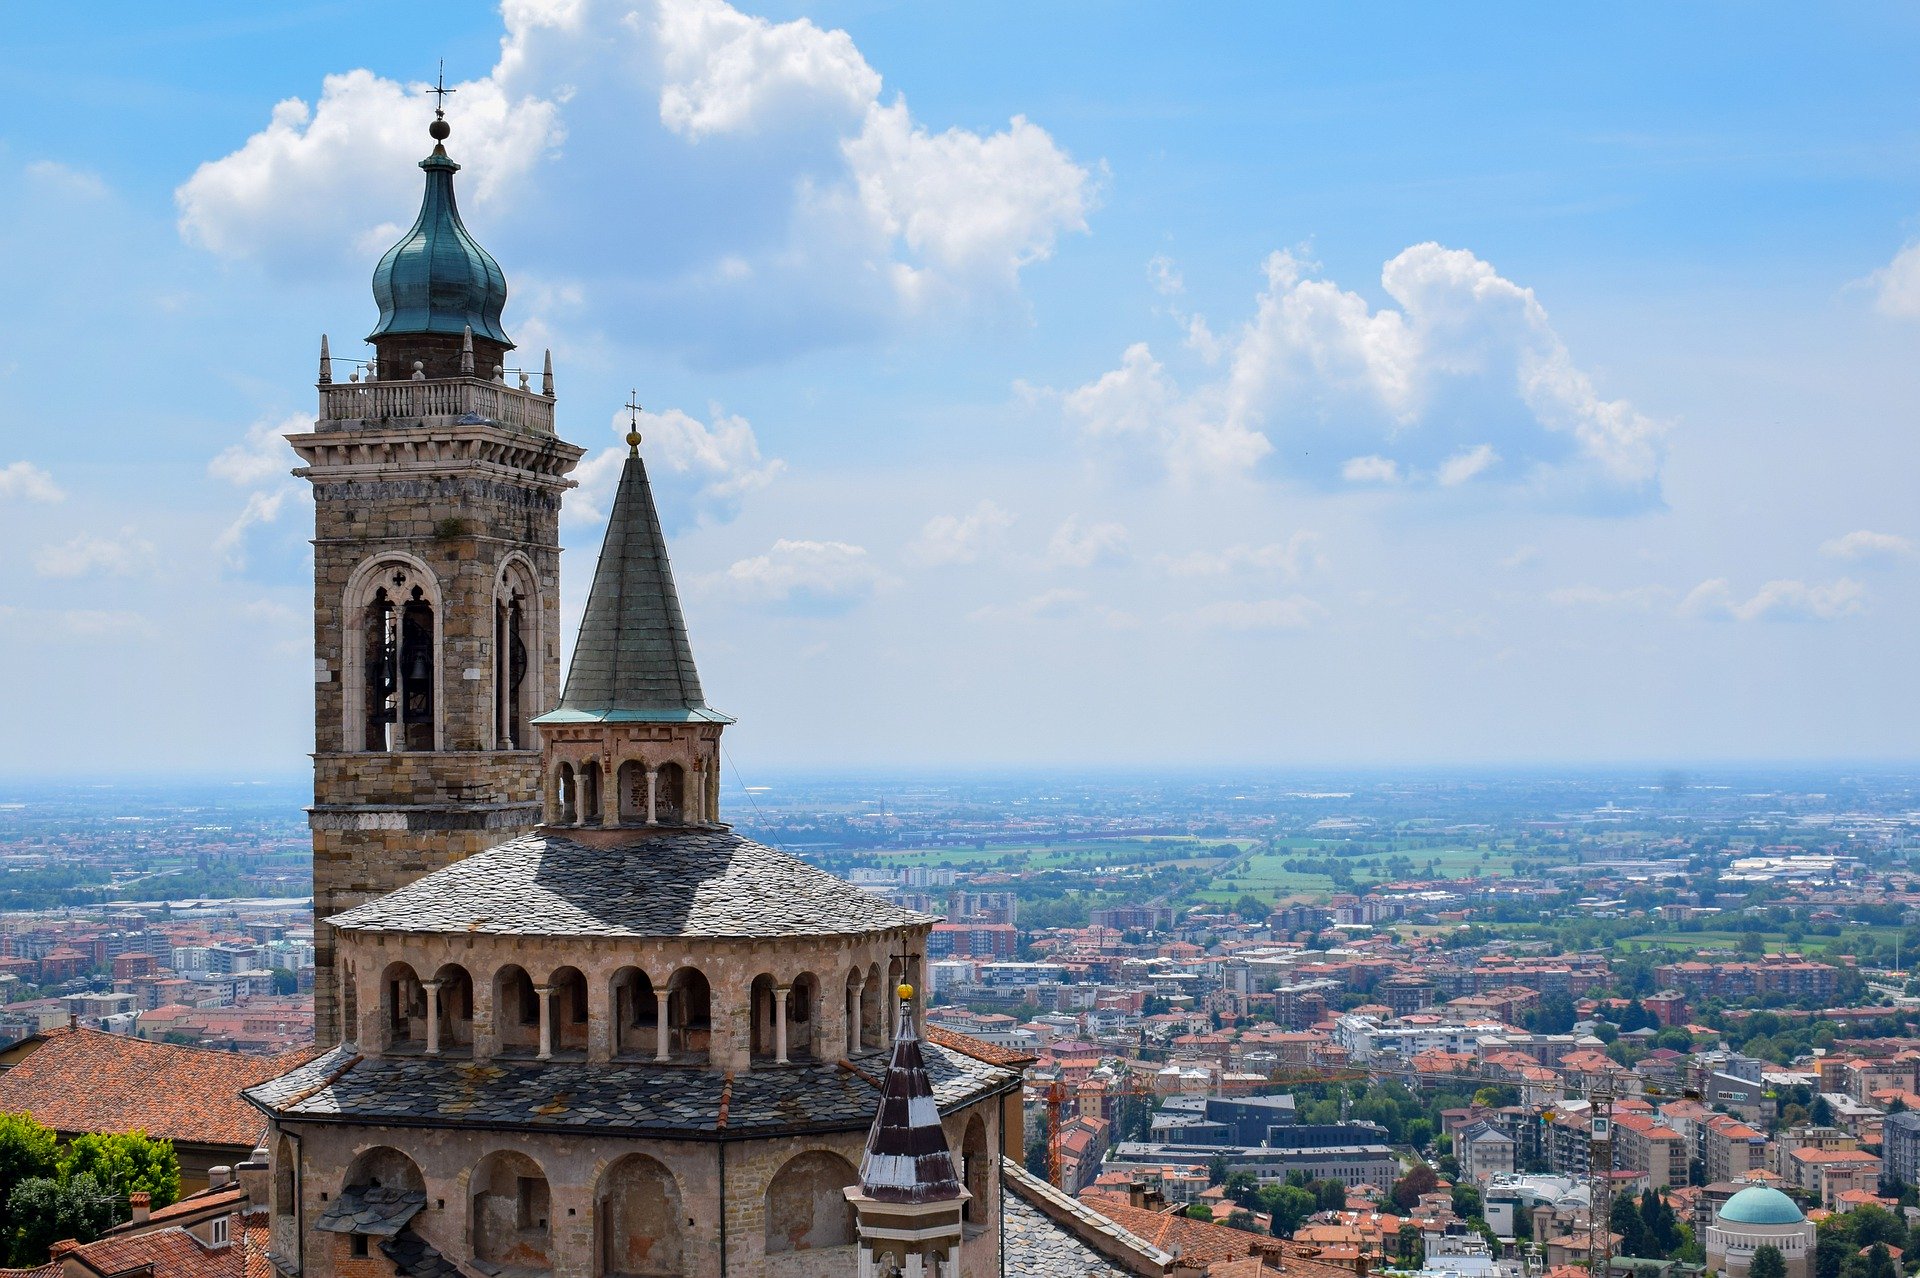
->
xmin=430 ymin=61 xmax=457 ymax=118
xmin=624 ymin=390 xmax=643 ymax=455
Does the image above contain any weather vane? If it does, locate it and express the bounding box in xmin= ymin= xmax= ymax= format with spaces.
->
xmin=430 ymin=60 xmax=457 ymax=118
xmin=625 ymin=390 xmax=644 ymax=454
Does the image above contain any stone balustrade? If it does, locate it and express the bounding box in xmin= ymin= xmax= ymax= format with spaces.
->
xmin=318 ymin=375 xmax=555 ymax=434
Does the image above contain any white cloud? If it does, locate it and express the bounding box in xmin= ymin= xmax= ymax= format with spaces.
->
xmin=1062 ymin=243 xmax=1666 ymax=500
xmin=1044 ymin=517 xmax=1130 ymax=570
xmin=25 ymin=160 xmax=107 ymax=199
xmin=1158 ymin=533 xmax=1323 ymax=579
xmin=1820 ymin=529 xmax=1914 ymax=563
xmin=175 ymin=0 xmax=1093 ymax=355
xmin=0 ymin=461 xmax=63 ymax=502
xmin=1148 ymin=255 xmax=1184 ymax=295
xmin=1188 ymin=596 xmax=1329 ymax=632
xmin=569 ymin=404 xmax=781 ymax=528
xmin=1437 ymin=443 xmax=1499 ymax=486
xmin=968 ymin=587 xmax=1136 ymax=629
xmin=0 ymin=606 xmax=152 ymax=639
xmin=1342 ymin=455 xmax=1401 ymax=485
xmin=1545 ymin=584 xmax=1669 ymax=610
xmin=1680 ymin=577 xmax=1865 ymax=623
xmin=210 ymin=416 xmax=302 ymax=487
xmin=34 ymin=528 xmax=157 ymax=579
xmin=214 ymin=487 xmax=299 ymax=569
xmin=1501 ymin=545 xmax=1540 ymax=570
xmin=1872 ymin=242 xmax=1920 ymax=319
xmin=905 ymin=500 xmax=1015 ymax=566
xmin=709 ymin=538 xmax=887 ymax=612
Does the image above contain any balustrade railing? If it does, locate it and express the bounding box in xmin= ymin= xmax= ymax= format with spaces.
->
xmin=318 ymin=377 xmax=555 ymax=434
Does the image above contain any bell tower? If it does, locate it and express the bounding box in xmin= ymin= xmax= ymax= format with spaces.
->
xmin=289 ymin=106 xmax=583 ymax=1046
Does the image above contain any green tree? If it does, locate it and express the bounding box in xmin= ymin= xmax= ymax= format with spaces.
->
xmin=1316 ymin=1179 xmax=1348 ymax=1213
xmin=269 ymin=967 xmax=298 ymax=996
xmin=1392 ymin=1165 xmax=1439 ymax=1211
xmin=1226 ymin=1209 xmax=1262 ymax=1234
xmin=0 ymin=1113 xmax=58 ymax=1221
xmin=1208 ymin=1154 xmax=1230 ymax=1188
xmin=6 ymin=1173 xmax=120 ymax=1265
xmin=1751 ymin=1244 xmax=1789 ymax=1278
xmin=1262 ymin=1184 xmax=1318 ymax=1236
xmin=1225 ymin=1171 xmax=1260 ymax=1209
xmin=1612 ymin=1192 xmax=1653 ymax=1258
xmin=1816 ymin=1232 xmax=1850 ymax=1278
xmin=1865 ymin=1242 xmax=1897 ymax=1278
xmin=1812 ymin=1095 xmax=1836 ymax=1126
xmin=59 ymin=1132 xmax=180 ymax=1211
xmin=1452 ymin=1183 xmax=1483 ymax=1221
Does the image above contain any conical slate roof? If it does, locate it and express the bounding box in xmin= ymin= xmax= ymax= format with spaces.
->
xmin=537 ymin=449 xmax=731 ymax=725
xmin=858 ymin=992 xmax=964 ymax=1204
xmin=368 ymin=137 xmax=511 ymax=347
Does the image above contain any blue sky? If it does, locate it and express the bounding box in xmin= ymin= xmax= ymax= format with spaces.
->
xmin=3 ymin=1 xmax=1920 ymax=776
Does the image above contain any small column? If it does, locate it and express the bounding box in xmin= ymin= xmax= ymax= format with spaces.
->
xmin=774 ymin=985 xmax=791 ymax=1064
xmin=646 ymin=767 xmax=659 ymax=825
xmin=690 ymin=765 xmax=706 ymax=826
xmin=654 ymin=989 xmax=671 ymax=1062
xmin=535 ymin=984 xmax=555 ymax=1061
xmin=599 ymin=759 xmax=616 ymax=828
xmin=421 ymin=979 xmax=442 ymax=1056
xmin=847 ymin=975 xmax=864 ymax=1054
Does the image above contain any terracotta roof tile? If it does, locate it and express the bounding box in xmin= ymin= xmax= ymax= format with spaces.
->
xmin=0 ymin=1028 xmax=315 ymax=1148
xmin=1080 ymin=1191 xmax=1282 ymax=1268
xmin=926 ymin=1025 xmax=1037 ymax=1068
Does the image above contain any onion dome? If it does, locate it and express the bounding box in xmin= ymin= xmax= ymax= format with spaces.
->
xmin=1717 ymin=1186 xmax=1805 ymax=1225
xmin=368 ymin=116 xmax=511 ymax=349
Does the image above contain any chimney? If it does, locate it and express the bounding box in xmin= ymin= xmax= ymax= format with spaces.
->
xmin=235 ymin=1145 xmax=270 ymax=1210
xmin=129 ymin=1191 xmax=151 ymax=1224
xmin=208 ymin=1166 xmax=232 ymax=1189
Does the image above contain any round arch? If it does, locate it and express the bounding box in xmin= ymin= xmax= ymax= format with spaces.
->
xmin=763 ymin=1150 xmax=857 ymax=1254
xmin=595 ymin=1154 xmax=684 ymax=1277
xmin=341 ymin=552 xmax=444 ymax=754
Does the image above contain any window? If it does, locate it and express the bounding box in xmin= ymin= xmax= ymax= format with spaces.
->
xmin=349 ymin=1234 xmax=367 ymax=1258
xmin=210 ymin=1218 xmax=230 ymax=1247
xmin=353 ymin=563 xmax=437 ymax=752
xmin=495 ymin=587 xmax=528 ymax=749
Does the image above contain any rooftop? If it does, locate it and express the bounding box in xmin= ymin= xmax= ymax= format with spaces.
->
xmin=245 ymin=1039 xmax=1016 ymax=1140
xmin=327 ymin=828 xmax=934 ymax=939
xmin=0 ymin=1027 xmax=313 ymax=1148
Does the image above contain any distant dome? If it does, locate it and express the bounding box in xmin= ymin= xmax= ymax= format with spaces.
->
xmin=368 ymin=142 xmax=511 ymax=348
xmin=1718 ymin=1186 xmax=1805 ymax=1225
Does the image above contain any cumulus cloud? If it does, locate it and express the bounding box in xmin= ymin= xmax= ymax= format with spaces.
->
xmin=1820 ymin=529 xmax=1914 ymax=563
xmin=905 ymin=500 xmax=1015 ymax=566
xmin=1188 ymin=596 xmax=1329 ymax=632
xmin=0 ymin=461 xmax=63 ymax=502
xmin=1148 ymin=255 xmax=1183 ymax=295
xmin=1873 ymin=243 xmax=1920 ymax=319
xmin=1061 ymin=244 xmax=1666 ymax=502
xmin=34 ymin=528 xmax=157 ymax=579
xmin=708 ymin=538 xmax=888 ymax=612
xmin=569 ymin=405 xmax=782 ymax=528
xmin=210 ymin=416 xmax=301 ymax=486
xmin=1158 ymin=533 xmax=1323 ymax=579
xmin=1680 ymin=577 xmax=1865 ymax=623
xmin=1437 ymin=443 xmax=1499 ymax=487
xmin=1044 ymin=517 xmax=1129 ymax=570
xmin=1342 ymin=455 xmax=1401 ymax=485
xmin=175 ymin=0 xmax=1093 ymax=357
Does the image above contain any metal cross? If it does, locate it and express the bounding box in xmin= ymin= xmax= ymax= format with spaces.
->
xmin=430 ymin=61 xmax=457 ymax=117
xmin=625 ymin=390 xmax=644 ymax=427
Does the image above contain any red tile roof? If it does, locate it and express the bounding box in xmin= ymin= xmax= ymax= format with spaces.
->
xmin=0 ymin=1028 xmax=314 ymax=1148
xmin=925 ymin=1024 xmax=1036 ymax=1068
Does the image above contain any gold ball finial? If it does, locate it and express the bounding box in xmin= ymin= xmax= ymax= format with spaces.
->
xmin=626 ymin=428 xmax=642 ymax=454
xmin=897 ymin=982 xmax=914 ymax=1000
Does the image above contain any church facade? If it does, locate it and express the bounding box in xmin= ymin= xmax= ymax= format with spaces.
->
xmin=253 ymin=110 xmax=1024 ymax=1278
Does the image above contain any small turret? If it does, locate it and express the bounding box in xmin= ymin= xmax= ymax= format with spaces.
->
xmin=844 ymin=983 xmax=969 ymax=1277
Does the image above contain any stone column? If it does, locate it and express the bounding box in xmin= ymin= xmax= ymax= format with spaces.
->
xmin=774 ymin=985 xmax=791 ymax=1064
xmin=472 ymin=976 xmax=496 ymax=1061
xmin=422 ymin=979 xmax=442 ymax=1056
xmin=646 ymin=767 xmax=659 ymax=825
xmin=599 ymin=757 xmax=616 ymax=828
xmin=535 ymin=984 xmax=555 ymax=1061
xmin=655 ymin=988 xmax=671 ymax=1061
xmin=690 ymin=765 xmax=705 ymax=826
xmin=847 ymin=975 xmax=864 ymax=1054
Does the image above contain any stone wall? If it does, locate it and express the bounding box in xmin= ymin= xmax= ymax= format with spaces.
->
xmin=274 ymin=1089 xmax=1002 ymax=1278
xmin=293 ymin=411 xmax=582 ymax=1046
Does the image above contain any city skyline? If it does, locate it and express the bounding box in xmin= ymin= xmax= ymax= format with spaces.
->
xmin=3 ymin=2 xmax=1920 ymax=775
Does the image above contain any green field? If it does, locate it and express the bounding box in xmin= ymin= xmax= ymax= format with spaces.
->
xmin=858 ymin=837 xmax=1248 ymax=873
xmin=1616 ymin=927 xmax=1904 ymax=956
xmin=1190 ymin=842 xmax=1524 ymax=905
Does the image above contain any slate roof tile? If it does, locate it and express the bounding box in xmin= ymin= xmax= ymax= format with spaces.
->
xmin=328 ymin=829 xmax=935 ymax=939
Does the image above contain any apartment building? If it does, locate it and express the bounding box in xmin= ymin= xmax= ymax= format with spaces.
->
xmin=1704 ymin=1114 xmax=1769 ymax=1186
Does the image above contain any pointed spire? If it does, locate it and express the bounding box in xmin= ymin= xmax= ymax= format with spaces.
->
xmin=535 ymin=427 xmax=730 ymax=727
xmin=318 ymin=334 xmax=332 ymax=385
xmin=459 ymin=325 xmax=474 ymax=376
xmin=541 ymin=349 xmax=554 ymax=398
xmin=857 ymin=983 xmax=963 ymax=1204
